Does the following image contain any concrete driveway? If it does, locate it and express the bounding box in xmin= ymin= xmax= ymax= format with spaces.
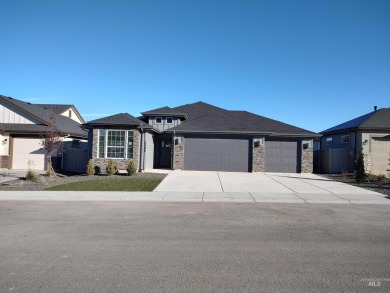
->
xmin=154 ymin=171 xmax=389 ymax=203
xmin=155 ymin=171 xmax=379 ymax=193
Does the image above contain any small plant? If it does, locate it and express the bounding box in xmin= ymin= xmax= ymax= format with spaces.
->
xmin=341 ymin=170 xmax=348 ymax=181
xmin=25 ymin=159 xmax=37 ymax=181
xmin=378 ymin=173 xmax=386 ymax=187
xmin=126 ymin=160 xmax=137 ymax=176
xmin=355 ymin=152 xmax=367 ymax=183
xmin=106 ymin=160 xmax=116 ymax=176
xmin=86 ymin=159 xmax=95 ymax=176
xmin=26 ymin=169 xmax=37 ymax=181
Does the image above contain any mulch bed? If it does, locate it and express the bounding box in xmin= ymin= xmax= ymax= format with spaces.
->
xmin=319 ymin=173 xmax=390 ymax=195
xmin=0 ymin=172 xmax=167 ymax=191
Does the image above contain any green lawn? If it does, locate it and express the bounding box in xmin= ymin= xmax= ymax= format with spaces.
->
xmin=45 ymin=178 xmax=162 ymax=191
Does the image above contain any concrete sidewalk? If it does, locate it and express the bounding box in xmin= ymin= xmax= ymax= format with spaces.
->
xmin=0 ymin=190 xmax=389 ymax=204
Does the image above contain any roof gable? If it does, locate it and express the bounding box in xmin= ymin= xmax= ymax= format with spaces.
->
xmin=85 ymin=113 xmax=152 ymax=128
xmin=0 ymin=95 xmax=87 ymax=138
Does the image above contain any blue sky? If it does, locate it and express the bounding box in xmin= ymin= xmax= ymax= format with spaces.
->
xmin=1 ymin=0 xmax=389 ymax=132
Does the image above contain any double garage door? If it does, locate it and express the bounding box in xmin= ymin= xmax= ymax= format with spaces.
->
xmin=184 ymin=137 xmax=250 ymax=172
xmin=183 ymin=136 xmax=298 ymax=173
xmin=12 ymin=137 xmax=46 ymax=170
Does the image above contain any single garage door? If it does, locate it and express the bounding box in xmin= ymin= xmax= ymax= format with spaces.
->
xmin=371 ymin=137 xmax=390 ymax=175
xmin=12 ymin=137 xmax=46 ymax=170
xmin=265 ymin=141 xmax=298 ymax=173
xmin=184 ymin=137 xmax=250 ymax=172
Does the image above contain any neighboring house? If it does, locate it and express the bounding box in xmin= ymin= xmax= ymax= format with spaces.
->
xmin=315 ymin=107 xmax=390 ymax=175
xmin=84 ymin=101 xmax=320 ymax=173
xmin=0 ymin=95 xmax=87 ymax=171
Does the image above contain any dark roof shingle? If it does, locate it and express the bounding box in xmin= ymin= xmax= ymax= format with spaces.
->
xmin=322 ymin=108 xmax=390 ymax=133
xmin=86 ymin=113 xmax=152 ymax=128
xmin=141 ymin=106 xmax=187 ymax=117
xmin=166 ymin=101 xmax=319 ymax=136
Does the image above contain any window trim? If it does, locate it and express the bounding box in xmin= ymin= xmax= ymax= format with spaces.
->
xmin=155 ymin=117 xmax=162 ymax=124
xmin=325 ymin=137 xmax=333 ymax=146
xmin=166 ymin=117 xmax=173 ymax=124
xmin=341 ymin=134 xmax=351 ymax=144
xmin=97 ymin=129 xmax=134 ymax=160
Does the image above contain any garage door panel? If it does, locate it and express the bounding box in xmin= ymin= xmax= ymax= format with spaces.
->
xmin=12 ymin=138 xmax=46 ymax=170
xmin=371 ymin=138 xmax=390 ymax=174
xmin=265 ymin=141 xmax=298 ymax=173
xmin=184 ymin=137 xmax=250 ymax=172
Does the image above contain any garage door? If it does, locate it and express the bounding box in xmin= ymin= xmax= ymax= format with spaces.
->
xmin=371 ymin=137 xmax=390 ymax=175
xmin=265 ymin=141 xmax=298 ymax=173
xmin=184 ymin=137 xmax=250 ymax=172
xmin=12 ymin=138 xmax=46 ymax=170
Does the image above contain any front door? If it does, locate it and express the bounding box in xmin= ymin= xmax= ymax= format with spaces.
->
xmin=159 ymin=139 xmax=172 ymax=168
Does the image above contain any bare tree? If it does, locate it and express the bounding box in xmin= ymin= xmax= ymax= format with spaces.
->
xmin=41 ymin=110 xmax=62 ymax=177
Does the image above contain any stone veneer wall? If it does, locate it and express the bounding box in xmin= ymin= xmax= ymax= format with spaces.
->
xmin=173 ymin=143 xmax=184 ymax=170
xmin=252 ymin=142 xmax=265 ymax=172
xmin=0 ymin=156 xmax=10 ymax=169
xmin=301 ymin=148 xmax=313 ymax=173
xmin=91 ymin=128 xmax=141 ymax=173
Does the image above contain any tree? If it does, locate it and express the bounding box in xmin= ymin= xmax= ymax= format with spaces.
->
xmin=355 ymin=152 xmax=367 ymax=183
xmin=41 ymin=111 xmax=62 ymax=177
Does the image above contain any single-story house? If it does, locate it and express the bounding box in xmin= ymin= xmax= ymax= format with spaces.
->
xmin=315 ymin=107 xmax=390 ymax=175
xmin=0 ymin=94 xmax=88 ymax=171
xmin=84 ymin=101 xmax=320 ymax=173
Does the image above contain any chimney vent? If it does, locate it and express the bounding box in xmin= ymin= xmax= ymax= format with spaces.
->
xmin=374 ymin=106 xmax=377 ymax=111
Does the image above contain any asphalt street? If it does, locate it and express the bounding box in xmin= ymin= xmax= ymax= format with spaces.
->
xmin=1 ymin=201 xmax=389 ymax=292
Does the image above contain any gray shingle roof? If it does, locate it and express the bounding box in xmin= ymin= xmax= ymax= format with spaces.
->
xmin=322 ymin=108 xmax=390 ymax=133
xmin=85 ymin=113 xmax=152 ymax=128
xmin=36 ymin=104 xmax=73 ymax=114
xmin=165 ymin=101 xmax=319 ymax=136
xmin=141 ymin=106 xmax=187 ymax=117
xmin=168 ymin=112 xmax=266 ymax=133
xmin=0 ymin=95 xmax=87 ymax=138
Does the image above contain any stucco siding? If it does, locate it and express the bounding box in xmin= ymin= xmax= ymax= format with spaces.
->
xmin=60 ymin=108 xmax=83 ymax=124
xmin=144 ymin=132 xmax=154 ymax=170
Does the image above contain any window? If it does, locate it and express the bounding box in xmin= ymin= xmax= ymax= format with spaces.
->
xmin=166 ymin=117 xmax=173 ymax=124
xmin=341 ymin=134 xmax=351 ymax=144
xmin=107 ymin=130 xmax=125 ymax=158
xmin=98 ymin=130 xmax=105 ymax=158
xmin=97 ymin=130 xmax=134 ymax=159
xmin=155 ymin=117 xmax=162 ymax=124
xmin=325 ymin=137 xmax=332 ymax=145
xmin=68 ymin=110 xmax=72 ymax=118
